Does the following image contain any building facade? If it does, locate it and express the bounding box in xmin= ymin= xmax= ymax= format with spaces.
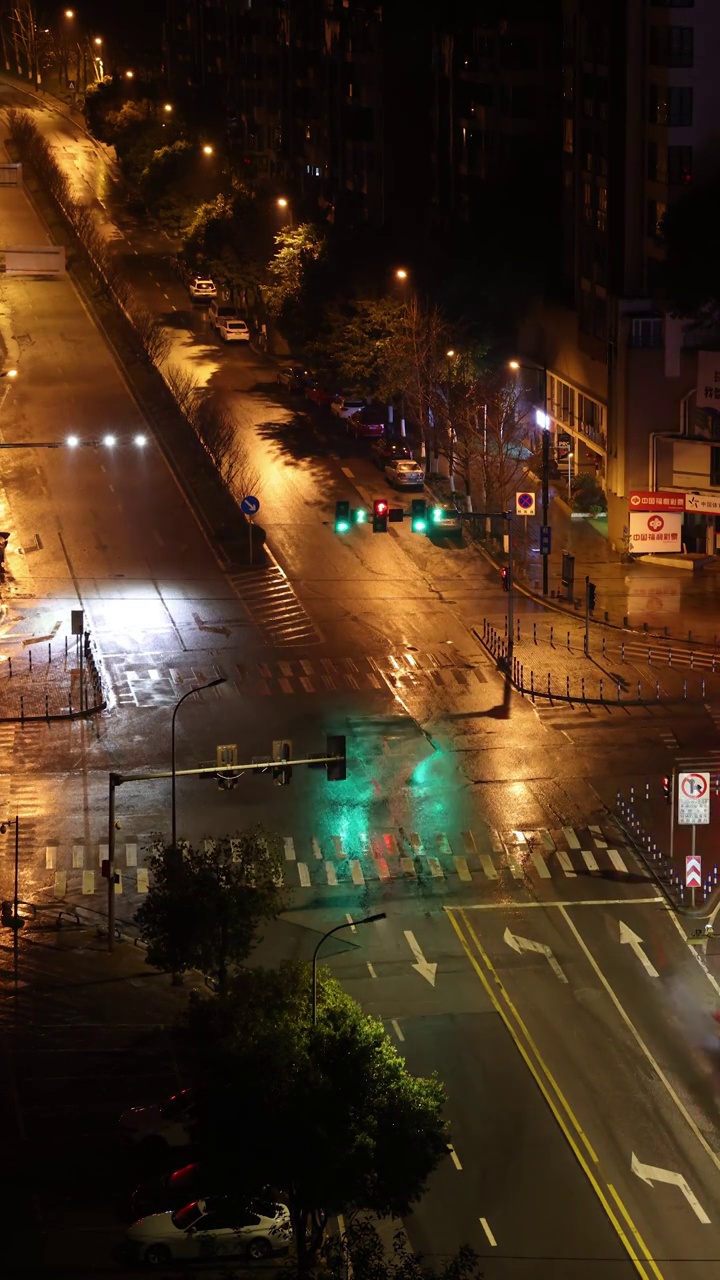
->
xmin=519 ymin=0 xmax=720 ymax=552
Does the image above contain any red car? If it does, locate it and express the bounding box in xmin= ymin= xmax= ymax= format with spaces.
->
xmin=347 ymin=408 xmax=385 ymax=438
xmin=304 ymin=378 xmax=334 ymax=406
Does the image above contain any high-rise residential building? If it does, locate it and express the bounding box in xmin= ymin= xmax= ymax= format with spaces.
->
xmin=519 ymin=0 xmax=720 ymax=553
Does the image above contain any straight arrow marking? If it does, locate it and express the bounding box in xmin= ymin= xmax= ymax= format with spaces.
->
xmin=631 ymin=1153 xmax=710 ymax=1224
xmin=404 ymin=930 xmax=437 ymax=986
xmin=503 ymin=927 xmax=568 ymax=983
xmin=619 ymin=921 xmax=659 ymax=978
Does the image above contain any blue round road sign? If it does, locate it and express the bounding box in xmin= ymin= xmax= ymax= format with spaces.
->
xmin=241 ymin=495 xmax=260 ymax=515
xmin=517 ymin=492 xmax=534 ymax=511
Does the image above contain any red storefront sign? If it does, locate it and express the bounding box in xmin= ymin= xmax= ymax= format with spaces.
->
xmin=628 ymin=491 xmax=685 ymax=512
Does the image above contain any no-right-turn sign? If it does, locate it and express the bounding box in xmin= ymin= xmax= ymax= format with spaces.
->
xmin=678 ymin=771 xmax=710 ymax=825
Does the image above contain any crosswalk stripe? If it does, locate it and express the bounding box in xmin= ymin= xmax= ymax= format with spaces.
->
xmin=409 ymin=833 xmax=422 ymax=855
xmin=529 ymin=849 xmax=551 ymax=879
xmin=608 ymin=848 xmax=628 ymax=873
xmin=350 ymin=860 xmax=364 ymax=885
xmin=399 ymin=856 xmax=416 ymax=876
xmin=82 ymin=870 xmax=94 ymax=895
xmin=384 ymin=833 xmax=400 ymax=856
xmin=556 ymin=850 xmax=576 ymax=877
xmin=137 ymin=867 xmax=149 ymax=893
xmin=298 ymin=863 xmax=311 ymax=887
xmin=581 ymin=849 xmax=599 ymax=872
xmin=312 ymin=837 xmax=322 ymax=860
xmin=462 ymin=830 xmax=477 ymax=857
xmin=479 ymin=853 xmax=498 ymax=880
xmin=594 ymin=838 xmax=608 ymax=848
xmin=283 ymin=837 xmax=296 ymax=861
xmin=563 ymin=827 xmax=581 ymax=849
xmin=488 ymin=828 xmax=503 ymax=854
xmin=588 ymin=824 xmax=602 ymax=835
xmin=326 ymin=863 xmax=337 ymax=886
xmin=539 ymin=828 xmax=556 ymax=852
xmin=375 ymin=858 xmax=391 ymax=881
xmin=45 ymin=846 xmax=56 ymax=870
xmin=504 ymin=847 xmax=525 ymax=880
xmin=427 ymin=857 xmax=444 ymax=878
xmin=436 ymin=833 xmax=452 ymax=857
xmin=454 ymin=856 xmax=472 ymax=882
xmin=54 ymin=870 xmax=66 ymax=897
xmin=333 ymin=835 xmax=345 ymax=859
xmin=506 ymin=830 xmax=527 ymax=846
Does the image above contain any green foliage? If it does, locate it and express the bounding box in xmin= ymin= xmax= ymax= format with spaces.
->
xmin=321 ymin=1220 xmax=483 ymax=1280
xmin=182 ymin=191 xmax=265 ymax=296
xmin=182 ymin=962 xmax=448 ymax=1271
xmin=264 ymin=223 xmax=331 ymax=342
xmin=571 ymin=472 xmax=607 ymax=515
xmin=313 ymin=297 xmax=406 ymax=396
xmin=134 ymin=830 xmax=284 ymax=989
xmin=140 ymin=138 xmax=193 ymax=201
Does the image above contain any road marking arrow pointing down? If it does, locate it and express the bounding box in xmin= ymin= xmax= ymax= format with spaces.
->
xmin=631 ymin=1153 xmax=710 ymax=1224
xmin=619 ymin=921 xmax=659 ymax=977
xmin=503 ymin=927 xmax=567 ymax=983
xmin=404 ymin=930 xmax=437 ymax=986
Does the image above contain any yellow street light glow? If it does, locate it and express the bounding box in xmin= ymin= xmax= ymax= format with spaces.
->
xmin=202 ymin=144 xmax=214 ymax=155
xmin=125 ymin=69 xmax=134 ymax=79
xmin=277 ymin=197 xmax=288 ymax=208
xmin=163 ymin=103 xmax=172 ymax=113
xmin=508 ymin=360 xmax=520 ymax=370
xmin=66 ymin=435 xmax=79 ymax=447
xmin=395 ymin=268 xmax=408 ymax=280
xmin=3 ymin=368 xmax=18 ymax=379
xmin=447 ymin=349 xmax=455 ymax=358
xmin=64 ymin=9 xmax=74 ymax=17
xmin=94 ymin=36 xmax=102 ymax=45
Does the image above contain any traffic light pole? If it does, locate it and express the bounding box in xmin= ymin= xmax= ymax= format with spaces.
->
xmin=105 ymin=748 xmax=346 ymax=953
xmin=584 ymin=575 xmax=590 ymax=656
xmin=506 ymin=511 xmax=514 ymax=664
xmin=541 ymin=423 xmax=549 ymax=596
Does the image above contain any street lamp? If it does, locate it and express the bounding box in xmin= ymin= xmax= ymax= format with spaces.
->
xmin=171 ymin=678 xmax=226 ymax=849
xmin=202 ymin=144 xmax=214 ymax=156
xmin=395 ymin=268 xmax=408 ymax=281
xmin=509 ymin=357 xmax=550 ymax=596
xmin=312 ymin=913 xmax=386 ymax=1026
xmin=1 ymin=369 xmax=17 ymax=379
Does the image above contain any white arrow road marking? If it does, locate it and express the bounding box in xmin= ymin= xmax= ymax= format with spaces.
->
xmin=404 ymin=930 xmax=437 ymax=986
xmin=503 ymin=927 xmax=568 ymax=983
xmin=631 ymin=1153 xmax=710 ymax=1224
xmin=619 ymin=921 xmax=659 ymax=978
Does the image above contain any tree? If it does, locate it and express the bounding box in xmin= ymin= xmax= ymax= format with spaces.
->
xmin=180 ymin=962 xmax=448 ymax=1274
xmin=134 ymin=830 xmax=284 ymax=990
xmin=313 ymin=297 xmax=406 ymax=396
xmin=320 ymin=1219 xmax=483 ymax=1280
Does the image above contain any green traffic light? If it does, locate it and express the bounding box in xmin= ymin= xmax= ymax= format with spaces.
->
xmin=432 ymin=507 xmax=443 ymax=523
xmin=354 ymin=508 xmax=367 ymax=524
xmin=412 ymin=518 xmax=427 ymax=533
xmin=335 ymin=520 xmax=350 ymax=534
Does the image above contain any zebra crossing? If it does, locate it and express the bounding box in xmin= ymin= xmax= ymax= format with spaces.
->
xmin=227 ymin=566 xmax=321 ymax=646
xmin=105 ymin=650 xmax=490 ymax=706
xmin=39 ymin=821 xmax=644 ymax=905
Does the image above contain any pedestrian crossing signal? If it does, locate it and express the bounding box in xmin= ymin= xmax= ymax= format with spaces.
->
xmin=326 ymin=734 xmax=346 ymax=781
xmin=334 ymin=500 xmax=351 ymax=534
xmin=411 ymin=499 xmax=427 ymax=533
xmin=662 ymin=775 xmax=671 ymax=803
xmin=272 ymin=739 xmax=292 ymax=785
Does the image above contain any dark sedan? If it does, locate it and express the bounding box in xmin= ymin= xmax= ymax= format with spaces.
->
xmin=369 ymin=440 xmax=413 ymax=468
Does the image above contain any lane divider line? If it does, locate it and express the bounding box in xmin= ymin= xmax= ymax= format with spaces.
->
xmin=479 ymin=1217 xmax=497 ymax=1247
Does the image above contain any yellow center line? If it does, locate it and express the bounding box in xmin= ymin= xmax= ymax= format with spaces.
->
xmin=447 ymin=907 xmax=664 ymax=1280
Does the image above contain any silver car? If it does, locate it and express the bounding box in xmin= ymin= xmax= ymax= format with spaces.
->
xmin=385 ymin=459 xmax=425 ymax=488
xmin=125 ymin=1197 xmax=292 ymax=1267
xmin=188 ymin=276 xmax=217 ymax=301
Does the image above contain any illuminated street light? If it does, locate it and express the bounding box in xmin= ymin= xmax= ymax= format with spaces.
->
xmin=125 ymin=69 xmax=134 ymax=79
xmin=103 ymin=434 xmax=116 ymax=447
xmin=447 ymin=349 xmax=456 ymax=358
xmin=134 ymin=434 xmax=147 ymax=447
xmin=0 ymin=369 xmax=17 ymax=379
xmin=277 ymin=197 xmax=288 ymax=209
xmin=509 ymin=355 xmax=551 ymax=596
xmin=202 ymin=144 xmax=214 ymax=156
xmin=395 ymin=268 xmax=408 ymax=281
xmin=163 ymin=103 xmax=172 ymax=113
xmin=66 ymin=435 xmax=80 ymax=447
xmin=64 ymin=9 xmax=74 ymax=18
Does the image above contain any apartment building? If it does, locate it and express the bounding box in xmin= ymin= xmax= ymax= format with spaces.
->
xmin=519 ymin=0 xmax=720 ymax=552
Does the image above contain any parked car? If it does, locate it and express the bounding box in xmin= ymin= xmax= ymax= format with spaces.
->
xmin=216 ymin=317 xmax=250 ymax=343
xmin=188 ymin=275 xmax=217 ymax=302
xmin=119 ymin=1089 xmax=196 ymax=1152
xmin=429 ymin=505 xmax=463 ymax=539
xmin=369 ymin=440 xmax=413 ymax=469
xmin=208 ymin=301 xmax=238 ymax=326
xmin=305 ymin=380 xmax=334 ymax=406
xmin=130 ymin=1163 xmax=206 ymax=1220
xmin=385 ymin=458 xmax=425 ymax=488
xmin=277 ymin=364 xmax=308 ymax=392
xmin=125 ymin=1197 xmax=292 ymax=1267
xmin=330 ymin=392 xmax=367 ymax=420
xmin=347 ymin=407 xmax=385 ymax=439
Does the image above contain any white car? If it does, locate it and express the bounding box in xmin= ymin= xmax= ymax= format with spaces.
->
xmin=385 ymin=458 xmax=425 ymax=488
xmin=119 ymin=1089 xmax=196 ymax=1151
xmin=188 ymin=276 xmax=217 ymax=301
xmin=330 ymin=392 xmax=366 ymax=420
xmin=125 ymin=1198 xmax=292 ymax=1267
xmin=216 ymin=317 xmax=250 ymax=342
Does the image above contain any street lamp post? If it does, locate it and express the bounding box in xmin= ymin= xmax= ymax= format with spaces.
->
xmin=171 ymin=678 xmax=226 ymax=850
xmin=312 ymin=913 xmax=386 ymax=1026
xmin=509 ymin=359 xmax=550 ymax=595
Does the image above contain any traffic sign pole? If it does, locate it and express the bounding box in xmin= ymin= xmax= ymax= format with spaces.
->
xmin=541 ymin=426 xmax=549 ymax=596
xmin=692 ymin=826 xmax=696 ymax=909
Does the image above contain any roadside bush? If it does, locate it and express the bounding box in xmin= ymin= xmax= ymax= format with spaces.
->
xmin=571 ymin=473 xmax=608 ymax=515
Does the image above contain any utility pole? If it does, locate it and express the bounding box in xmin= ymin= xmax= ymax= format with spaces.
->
xmin=584 ymin=575 xmax=590 ymax=656
xmin=507 ymin=511 xmax=515 ymax=663
xmin=541 ymin=364 xmax=550 ymax=596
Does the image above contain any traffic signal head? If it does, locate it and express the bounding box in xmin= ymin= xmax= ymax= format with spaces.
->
xmin=662 ymin=775 xmax=671 ymax=803
xmin=353 ymin=507 xmax=367 ymax=525
xmin=501 ymin=566 xmax=509 ymax=591
xmin=373 ymin=498 xmax=388 ymax=533
xmin=411 ymin=498 xmax=427 ymax=533
xmin=587 ymin=581 xmax=597 ymax=611
xmin=432 ymin=506 xmax=444 ymax=524
xmin=272 ymin=739 xmax=292 ymax=785
xmin=334 ymin=500 xmax=351 ymax=534
xmin=326 ymin=734 xmax=346 ymax=781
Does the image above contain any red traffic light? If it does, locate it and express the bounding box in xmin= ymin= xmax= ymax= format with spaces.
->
xmin=374 ymin=499 xmax=388 ymax=516
xmin=501 ymin=566 xmax=509 ymax=591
